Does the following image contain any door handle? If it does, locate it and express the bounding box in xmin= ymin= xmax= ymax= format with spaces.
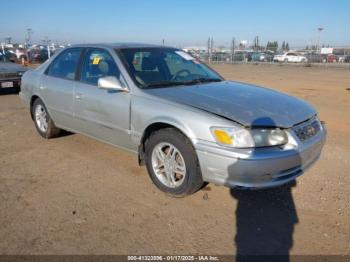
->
xmin=75 ymin=93 xmax=83 ymax=100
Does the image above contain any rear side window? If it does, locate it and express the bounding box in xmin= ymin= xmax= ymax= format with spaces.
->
xmin=47 ymin=48 xmax=82 ymax=80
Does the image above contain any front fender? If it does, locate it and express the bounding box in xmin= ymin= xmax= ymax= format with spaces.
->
xmin=141 ymin=116 xmax=196 ymax=142
xmin=131 ymin=94 xmax=235 ymax=147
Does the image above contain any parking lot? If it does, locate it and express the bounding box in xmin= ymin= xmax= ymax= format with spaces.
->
xmin=0 ymin=64 xmax=349 ymax=255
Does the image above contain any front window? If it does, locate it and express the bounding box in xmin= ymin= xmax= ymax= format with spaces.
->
xmin=81 ymin=48 xmax=121 ymax=86
xmin=118 ymin=48 xmax=222 ymax=88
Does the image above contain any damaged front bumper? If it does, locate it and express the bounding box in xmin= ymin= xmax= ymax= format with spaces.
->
xmin=193 ymin=121 xmax=326 ymax=189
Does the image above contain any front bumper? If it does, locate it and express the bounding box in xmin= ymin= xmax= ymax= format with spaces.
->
xmin=0 ymin=77 xmax=21 ymax=87
xmin=194 ymin=125 xmax=326 ymax=189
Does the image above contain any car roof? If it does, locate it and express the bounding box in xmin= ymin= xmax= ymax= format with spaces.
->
xmin=70 ymin=43 xmax=173 ymax=49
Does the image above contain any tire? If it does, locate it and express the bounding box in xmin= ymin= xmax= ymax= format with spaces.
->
xmin=145 ymin=128 xmax=204 ymax=197
xmin=32 ymin=98 xmax=61 ymax=139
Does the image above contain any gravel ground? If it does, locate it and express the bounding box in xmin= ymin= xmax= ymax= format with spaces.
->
xmin=0 ymin=64 xmax=349 ymax=255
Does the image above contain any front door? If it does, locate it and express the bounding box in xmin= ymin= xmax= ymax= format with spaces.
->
xmin=73 ymin=48 xmax=133 ymax=150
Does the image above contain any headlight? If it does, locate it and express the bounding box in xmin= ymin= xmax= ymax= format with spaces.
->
xmin=210 ymin=126 xmax=254 ymax=148
xmin=250 ymin=128 xmax=288 ymax=147
xmin=210 ymin=126 xmax=288 ymax=148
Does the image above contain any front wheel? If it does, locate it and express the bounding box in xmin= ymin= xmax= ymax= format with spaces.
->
xmin=145 ymin=128 xmax=204 ymax=197
xmin=32 ymin=98 xmax=61 ymax=138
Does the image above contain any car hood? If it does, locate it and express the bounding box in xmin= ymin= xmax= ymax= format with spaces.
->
xmin=145 ymin=81 xmax=316 ymax=128
xmin=0 ymin=62 xmax=27 ymax=73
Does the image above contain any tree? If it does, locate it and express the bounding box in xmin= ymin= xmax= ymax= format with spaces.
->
xmin=285 ymin=42 xmax=290 ymax=51
xmin=266 ymin=41 xmax=278 ymax=52
xmin=282 ymin=41 xmax=285 ymax=51
xmin=231 ymin=38 xmax=235 ymax=54
xmin=253 ymin=36 xmax=259 ymax=50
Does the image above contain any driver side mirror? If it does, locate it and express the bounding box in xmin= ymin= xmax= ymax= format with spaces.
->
xmin=98 ymin=76 xmax=128 ymax=92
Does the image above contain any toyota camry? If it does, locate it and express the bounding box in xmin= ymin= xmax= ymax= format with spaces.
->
xmin=19 ymin=43 xmax=326 ymax=196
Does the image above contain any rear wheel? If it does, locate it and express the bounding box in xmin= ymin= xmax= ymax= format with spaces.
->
xmin=32 ymin=98 xmax=61 ymax=138
xmin=145 ymin=128 xmax=204 ymax=197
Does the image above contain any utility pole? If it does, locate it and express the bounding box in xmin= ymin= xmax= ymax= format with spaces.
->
xmin=43 ymin=36 xmax=51 ymax=59
xmin=231 ymin=37 xmax=235 ymax=62
xmin=317 ymin=27 xmax=324 ymax=52
xmin=207 ymin=37 xmax=210 ymax=55
xmin=25 ymin=28 xmax=33 ymax=48
xmin=210 ymin=37 xmax=214 ymax=62
xmin=5 ymin=37 xmax=12 ymax=44
xmin=206 ymin=37 xmax=215 ymax=63
xmin=253 ymin=36 xmax=259 ymax=51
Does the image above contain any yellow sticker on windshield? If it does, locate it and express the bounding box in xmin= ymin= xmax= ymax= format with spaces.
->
xmin=92 ymin=57 xmax=101 ymax=65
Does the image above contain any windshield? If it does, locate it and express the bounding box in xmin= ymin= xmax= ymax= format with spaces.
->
xmin=118 ymin=48 xmax=223 ymax=88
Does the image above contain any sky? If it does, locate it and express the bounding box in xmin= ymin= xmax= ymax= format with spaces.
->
xmin=1 ymin=0 xmax=350 ymax=48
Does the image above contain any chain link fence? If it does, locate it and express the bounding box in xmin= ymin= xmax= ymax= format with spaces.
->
xmin=188 ymin=48 xmax=350 ymax=65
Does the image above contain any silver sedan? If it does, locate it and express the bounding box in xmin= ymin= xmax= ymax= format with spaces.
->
xmin=19 ymin=43 xmax=326 ymax=196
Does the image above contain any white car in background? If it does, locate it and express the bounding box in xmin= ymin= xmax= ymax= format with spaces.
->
xmin=14 ymin=49 xmax=28 ymax=61
xmin=7 ymin=49 xmax=28 ymax=61
xmin=273 ymin=52 xmax=307 ymax=63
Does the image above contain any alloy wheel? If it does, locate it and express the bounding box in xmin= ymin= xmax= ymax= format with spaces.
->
xmin=35 ymin=104 xmax=48 ymax=132
xmin=151 ymin=142 xmax=186 ymax=188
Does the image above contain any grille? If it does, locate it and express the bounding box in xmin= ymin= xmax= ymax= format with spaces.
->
xmin=293 ymin=118 xmax=321 ymax=142
xmin=0 ymin=72 xmax=20 ymax=78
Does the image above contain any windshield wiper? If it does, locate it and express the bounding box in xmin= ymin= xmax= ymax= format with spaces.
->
xmin=144 ymin=81 xmax=186 ymax=88
xmin=143 ymin=78 xmax=222 ymax=88
xmin=183 ymin=78 xmax=222 ymax=86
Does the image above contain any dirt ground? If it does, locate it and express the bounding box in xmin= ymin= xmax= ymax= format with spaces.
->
xmin=0 ymin=64 xmax=349 ymax=255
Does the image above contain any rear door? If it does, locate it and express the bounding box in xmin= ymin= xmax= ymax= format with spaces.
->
xmin=73 ymin=48 xmax=133 ymax=150
xmin=40 ymin=47 xmax=82 ymax=128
